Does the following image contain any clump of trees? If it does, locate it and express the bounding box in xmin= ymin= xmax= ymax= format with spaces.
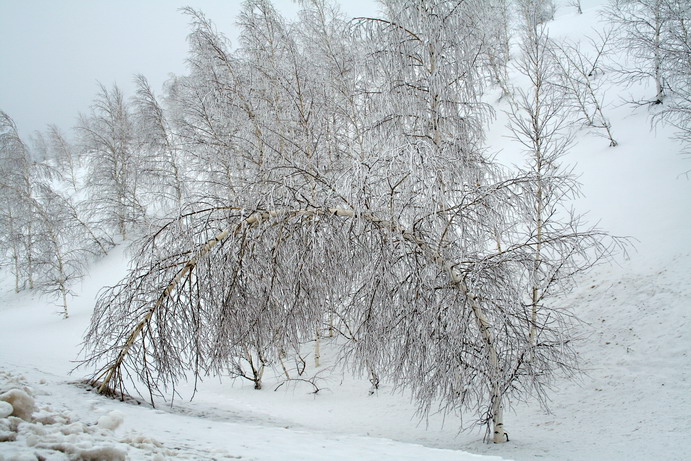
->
xmin=606 ymin=0 xmax=690 ymax=150
xmin=11 ymin=0 xmax=678 ymax=444
xmin=0 ymin=111 xmax=109 ymax=317
xmin=72 ymin=0 xmax=623 ymax=444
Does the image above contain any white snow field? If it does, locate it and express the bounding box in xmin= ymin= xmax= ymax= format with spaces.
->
xmin=1 ymin=1 xmax=690 ymax=460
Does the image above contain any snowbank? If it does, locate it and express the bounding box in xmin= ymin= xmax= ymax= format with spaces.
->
xmin=0 ymin=371 xmax=174 ymax=460
xmin=0 ymin=402 xmax=12 ymax=420
xmin=0 ymin=389 xmax=35 ymax=421
xmin=0 ymin=369 xmax=511 ymax=461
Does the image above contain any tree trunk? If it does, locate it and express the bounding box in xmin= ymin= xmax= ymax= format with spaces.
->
xmin=491 ymin=389 xmax=508 ymax=443
xmin=61 ymin=285 xmax=69 ymax=319
xmin=314 ymin=328 xmax=321 ymax=368
xmin=279 ymin=349 xmax=290 ymax=380
xmin=653 ymin=3 xmax=664 ymax=104
xmin=12 ymin=250 xmax=20 ymax=293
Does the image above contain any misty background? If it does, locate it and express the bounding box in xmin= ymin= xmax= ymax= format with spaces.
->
xmin=0 ymin=0 xmax=379 ymax=138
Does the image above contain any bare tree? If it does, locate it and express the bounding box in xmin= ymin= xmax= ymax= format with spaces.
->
xmin=652 ymin=0 xmax=691 ymax=152
xmin=505 ymin=27 xmax=624 ymax=441
xmin=517 ymin=0 xmax=557 ymax=28
xmin=167 ymin=7 xmax=257 ymax=205
xmin=78 ymin=1 xmax=621 ymax=445
xmin=29 ymin=131 xmax=50 ymax=162
xmin=606 ymin=0 xmax=673 ymax=104
xmin=474 ymin=0 xmax=514 ymax=99
xmin=46 ymin=124 xmax=81 ymax=191
xmin=30 ymin=185 xmax=95 ymax=318
xmin=78 ymin=83 xmax=148 ymax=240
xmin=0 ymin=111 xmax=39 ymax=292
xmin=551 ymin=30 xmax=619 ymax=146
xmin=567 ymin=0 xmax=583 ymax=14
xmin=0 ymin=112 xmax=110 ymax=314
xmin=132 ymin=74 xmax=189 ymax=213
xmin=606 ymin=0 xmax=690 ymax=155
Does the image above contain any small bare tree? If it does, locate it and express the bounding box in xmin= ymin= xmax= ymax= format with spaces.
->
xmin=30 ymin=185 xmax=94 ymax=318
xmin=567 ymin=0 xmax=583 ymax=14
xmin=652 ymin=0 xmax=691 ymax=153
xmin=505 ymin=22 xmax=625 ymax=441
xmin=78 ymin=83 xmax=148 ymax=240
xmin=605 ymin=0 xmax=676 ymax=104
xmin=132 ymin=74 xmax=189 ymax=213
xmin=551 ymin=30 xmax=619 ymax=146
xmin=606 ymin=0 xmax=690 ymax=157
xmin=517 ymin=0 xmax=557 ymax=28
xmin=0 ymin=111 xmax=39 ymax=292
xmin=477 ymin=0 xmax=514 ymax=99
xmin=46 ymin=125 xmax=80 ymax=191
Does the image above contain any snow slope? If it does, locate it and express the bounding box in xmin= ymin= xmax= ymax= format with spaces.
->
xmin=1 ymin=1 xmax=690 ymax=460
xmin=0 ymin=370 xmax=510 ymax=461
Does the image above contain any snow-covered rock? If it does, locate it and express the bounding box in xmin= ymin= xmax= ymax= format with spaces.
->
xmin=0 ymin=389 xmax=35 ymax=421
xmin=0 ymin=400 xmax=12 ymax=418
xmin=0 ymin=451 xmax=40 ymax=461
xmin=67 ymin=446 xmax=127 ymax=461
xmin=97 ymin=410 xmax=124 ymax=431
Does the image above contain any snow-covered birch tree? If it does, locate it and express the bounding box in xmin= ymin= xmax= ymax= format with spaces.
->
xmin=652 ymin=0 xmax=691 ymax=151
xmin=78 ymin=83 xmax=147 ymax=240
xmin=0 ymin=112 xmax=109 ymax=314
xmin=606 ymin=0 xmax=675 ymax=104
xmin=517 ymin=0 xmax=557 ymax=28
xmin=606 ymin=0 xmax=689 ymax=152
xmin=78 ymin=0 xmax=621 ymax=445
xmin=46 ymin=124 xmax=80 ymax=191
xmin=481 ymin=0 xmax=514 ymax=99
xmin=0 ymin=111 xmax=40 ymax=292
xmin=551 ymin=30 xmax=618 ymax=146
xmin=30 ymin=185 xmax=93 ymax=318
xmin=505 ymin=23 xmax=623 ymax=431
xmin=132 ymin=74 xmax=189 ymax=214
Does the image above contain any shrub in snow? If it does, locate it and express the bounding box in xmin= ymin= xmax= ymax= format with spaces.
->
xmin=0 ymin=388 xmax=35 ymax=421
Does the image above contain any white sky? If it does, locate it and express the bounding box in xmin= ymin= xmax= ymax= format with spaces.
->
xmin=0 ymin=0 xmax=380 ymax=139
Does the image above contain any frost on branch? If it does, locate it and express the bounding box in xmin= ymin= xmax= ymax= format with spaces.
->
xmin=79 ymin=189 xmax=616 ymax=443
xmin=77 ymin=0 xmax=624 ymax=444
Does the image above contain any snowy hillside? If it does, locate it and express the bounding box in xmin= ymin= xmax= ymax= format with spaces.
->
xmin=1 ymin=1 xmax=690 ymax=460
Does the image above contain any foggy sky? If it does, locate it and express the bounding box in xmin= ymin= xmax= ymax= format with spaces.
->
xmin=0 ymin=0 xmax=379 ymax=140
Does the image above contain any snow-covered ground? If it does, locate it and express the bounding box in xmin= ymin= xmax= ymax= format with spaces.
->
xmin=1 ymin=1 xmax=690 ymax=460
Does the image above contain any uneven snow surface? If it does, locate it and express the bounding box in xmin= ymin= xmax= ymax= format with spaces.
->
xmin=1 ymin=1 xmax=690 ymax=460
xmin=0 ymin=370 xmax=511 ymax=461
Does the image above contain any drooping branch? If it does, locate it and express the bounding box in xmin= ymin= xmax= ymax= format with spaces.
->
xmin=81 ymin=205 xmax=503 ymax=418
